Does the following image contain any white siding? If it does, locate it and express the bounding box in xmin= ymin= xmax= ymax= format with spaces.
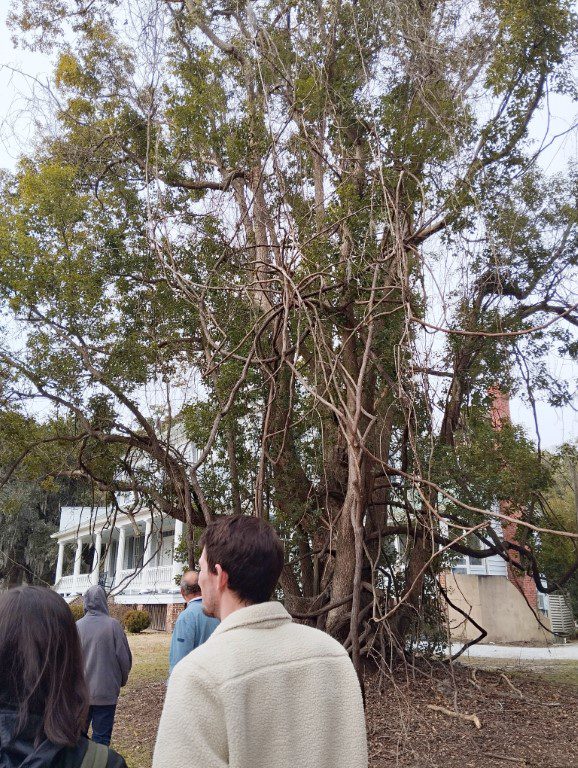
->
xmin=486 ymin=554 xmax=508 ymax=576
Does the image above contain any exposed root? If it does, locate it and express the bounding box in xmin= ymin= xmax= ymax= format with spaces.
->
xmin=500 ymin=673 xmax=524 ymax=699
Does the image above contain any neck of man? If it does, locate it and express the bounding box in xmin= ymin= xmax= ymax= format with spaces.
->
xmin=217 ymin=590 xmax=253 ymax=622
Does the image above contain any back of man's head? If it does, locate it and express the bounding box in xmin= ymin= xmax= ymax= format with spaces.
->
xmin=181 ymin=570 xmax=202 ymax=599
xmin=199 ymin=515 xmax=284 ymax=604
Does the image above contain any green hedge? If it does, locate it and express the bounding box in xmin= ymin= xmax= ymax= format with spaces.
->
xmin=123 ymin=609 xmax=151 ymax=633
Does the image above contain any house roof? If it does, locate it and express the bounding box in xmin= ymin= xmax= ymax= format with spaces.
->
xmin=51 ymin=505 xmax=173 ymax=542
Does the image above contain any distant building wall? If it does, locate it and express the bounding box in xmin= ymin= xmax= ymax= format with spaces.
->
xmin=445 ymin=572 xmax=551 ymax=644
xmin=166 ymin=603 xmax=185 ymax=633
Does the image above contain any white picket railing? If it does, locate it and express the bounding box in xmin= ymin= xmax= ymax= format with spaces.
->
xmin=55 ymin=574 xmax=91 ymax=594
xmin=55 ymin=566 xmax=175 ymax=596
xmin=113 ymin=565 xmax=175 ymax=594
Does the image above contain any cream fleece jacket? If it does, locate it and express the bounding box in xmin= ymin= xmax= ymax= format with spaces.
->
xmin=153 ymin=601 xmax=368 ymax=768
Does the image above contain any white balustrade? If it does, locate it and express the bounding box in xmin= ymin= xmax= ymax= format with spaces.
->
xmin=56 ymin=575 xmax=76 ymax=592
xmin=76 ymin=574 xmax=91 ymax=590
xmin=142 ymin=565 xmax=173 ymax=588
xmin=54 ymin=573 xmax=92 ymax=595
xmin=112 ymin=565 xmax=175 ymax=594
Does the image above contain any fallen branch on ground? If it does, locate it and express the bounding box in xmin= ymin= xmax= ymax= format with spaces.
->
xmin=426 ymin=704 xmax=482 ymax=729
xmin=469 ymin=668 xmax=481 ymax=690
xmin=500 ymin=673 xmax=524 ymax=698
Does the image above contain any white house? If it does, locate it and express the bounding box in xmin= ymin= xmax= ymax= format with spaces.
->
xmin=52 ymin=500 xmax=187 ymax=630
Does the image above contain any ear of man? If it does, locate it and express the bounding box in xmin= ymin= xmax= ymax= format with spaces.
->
xmin=215 ymin=564 xmax=228 ymax=592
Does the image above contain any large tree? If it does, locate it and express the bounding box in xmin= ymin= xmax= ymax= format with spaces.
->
xmin=0 ymin=403 xmax=93 ymax=587
xmin=2 ymin=0 xmax=578 ymax=670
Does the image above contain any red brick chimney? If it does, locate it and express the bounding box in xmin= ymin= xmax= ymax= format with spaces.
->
xmin=490 ymin=388 xmax=539 ymax=611
xmin=489 ymin=386 xmax=511 ymax=428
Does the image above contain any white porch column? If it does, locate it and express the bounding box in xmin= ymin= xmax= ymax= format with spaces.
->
xmin=73 ymin=538 xmax=83 ymax=581
xmin=55 ymin=542 xmax=65 ymax=585
xmin=90 ymin=533 xmax=102 ymax=586
xmin=144 ymin=518 xmax=153 ymax=567
xmin=172 ymin=519 xmax=184 ymax=581
xmin=103 ymin=538 xmax=111 ymax=576
xmin=115 ymin=526 xmax=126 ymax=586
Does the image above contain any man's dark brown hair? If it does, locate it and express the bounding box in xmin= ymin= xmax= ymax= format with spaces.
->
xmin=199 ymin=515 xmax=285 ymax=604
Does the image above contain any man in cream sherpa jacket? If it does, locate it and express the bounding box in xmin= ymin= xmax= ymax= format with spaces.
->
xmin=153 ymin=515 xmax=368 ymax=768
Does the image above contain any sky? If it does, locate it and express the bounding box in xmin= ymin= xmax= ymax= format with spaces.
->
xmin=0 ymin=0 xmax=577 ymax=450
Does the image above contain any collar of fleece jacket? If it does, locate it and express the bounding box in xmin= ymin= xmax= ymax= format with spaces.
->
xmin=211 ymin=601 xmax=291 ymax=638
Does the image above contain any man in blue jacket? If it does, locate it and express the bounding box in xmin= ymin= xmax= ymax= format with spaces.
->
xmin=169 ymin=571 xmax=219 ymax=675
xmin=76 ymin=585 xmax=132 ymax=746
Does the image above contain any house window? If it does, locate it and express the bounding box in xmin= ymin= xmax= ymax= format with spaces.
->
xmin=451 ymin=533 xmax=486 ymax=573
xmin=126 ymin=534 xmax=144 ymax=570
xmin=81 ymin=543 xmax=94 ymax=574
xmin=156 ymin=532 xmax=174 ymax=566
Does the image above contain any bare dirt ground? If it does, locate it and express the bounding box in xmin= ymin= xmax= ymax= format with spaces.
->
xmin=366 ymin=662 xmax=578 ymax=768
xmin=113 ymin=632 xmax=578 ymax=768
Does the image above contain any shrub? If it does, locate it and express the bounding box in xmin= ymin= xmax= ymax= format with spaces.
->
xmin=108 ymin=600 xmax=131 ymax=624
xmin=69 ymin=601 xmax=84 ymax=622
xmin=123 ymin=609 xmax=151 ymax=633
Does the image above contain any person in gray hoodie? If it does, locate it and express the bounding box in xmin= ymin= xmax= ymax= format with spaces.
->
xmin=76 ymin=586 xmax=133 ymax=747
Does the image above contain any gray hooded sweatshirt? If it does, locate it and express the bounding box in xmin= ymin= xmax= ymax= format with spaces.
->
xmin=76 ymin=586 xmax=133 ymax=706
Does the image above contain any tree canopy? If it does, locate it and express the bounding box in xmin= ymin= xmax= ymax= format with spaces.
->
xmin=2 ymin=0 xmax=578 ymax=668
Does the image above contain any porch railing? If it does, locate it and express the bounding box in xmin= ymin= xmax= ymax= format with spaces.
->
xmin=113 ymin=565 xmax=175 ymax=594
xmin=55 ymin=574 xmax=91 ymax=594
xmin=55 ymin=565 xmax=175 ymax=596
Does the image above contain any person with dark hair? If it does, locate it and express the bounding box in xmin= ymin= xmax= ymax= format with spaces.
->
xmin=0 ymin=585 xmax=127 ymax=768
xmin=168 ymin=570 xmax=219 ymax=675
xmin=76 ymin=586 xmax=132 ymax=747
xmin=153 ymin=515 xmax=368 ymax=768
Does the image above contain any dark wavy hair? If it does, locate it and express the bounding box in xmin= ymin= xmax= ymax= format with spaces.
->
xmin=199 ymin=515 xmax=285 ymax=604
xmin=0 ymin=586 xmax=89 ymax=746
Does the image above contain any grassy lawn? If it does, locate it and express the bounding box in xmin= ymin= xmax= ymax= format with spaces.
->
xmin=535 ymin=661 xmax=578 ymax=687
xmin=456 ymin=655 xmax=578 ymax=688
xmin=112 ymin=632 xmax=171 ymax=768
xmin=120 ymin=632 xmax=170 ymax=685
xmin=514 ymin=660 xmax=578 ymax=688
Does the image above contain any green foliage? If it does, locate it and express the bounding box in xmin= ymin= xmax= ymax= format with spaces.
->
xmin=0 ymin=405 xmax=93 ymax=588
xmin=434 ymin=409 xmax=551 ymax=513
xmin=69 ymin=602 xmax=84 ymax=621
xmin=536 ymin=444 xmax=578 ymax=615
xmin=2 ymin=0 xmax=578 ymax=653
xmin=123 ymin=609 xmax=151 ymax=634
